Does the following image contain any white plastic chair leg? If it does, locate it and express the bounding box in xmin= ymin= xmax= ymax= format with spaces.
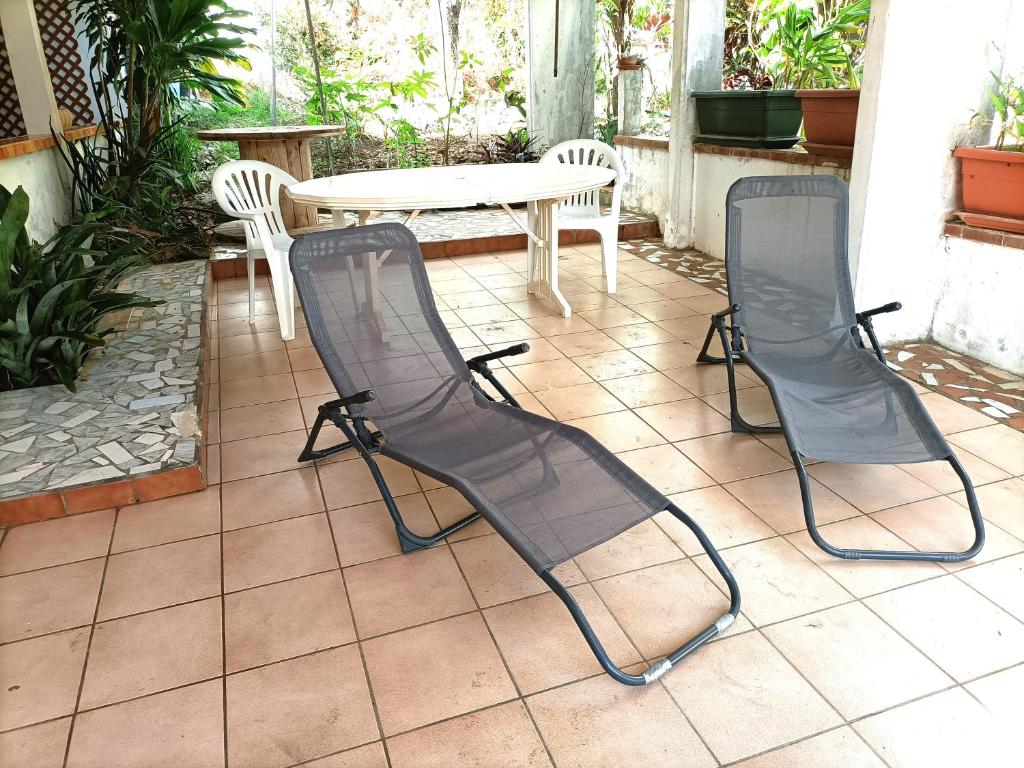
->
xmin=247 ymin=248 xmax=256 ymax=324
xmin=266 ymin=250 xmax=296 ymax=341
xmin=598 ymin=227 xmax=617 ymax=293
xmin=526 ymin=201 xmax=538 ymax=285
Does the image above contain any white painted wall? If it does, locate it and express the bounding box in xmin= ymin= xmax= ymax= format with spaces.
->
xmin=617 ymin=141 xmax=671 ymax=225
xmin=0 ymin=148 xmax=70 ymax=241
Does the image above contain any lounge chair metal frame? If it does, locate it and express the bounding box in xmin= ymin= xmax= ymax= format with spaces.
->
xmin=696 ymin=177 xmax=985 ymax=565
xmin=292 ymin=225 xmax=740 ymax=685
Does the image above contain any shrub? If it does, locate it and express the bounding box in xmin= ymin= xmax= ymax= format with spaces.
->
xmin=0 ymin=186 xmax=160 ymax=392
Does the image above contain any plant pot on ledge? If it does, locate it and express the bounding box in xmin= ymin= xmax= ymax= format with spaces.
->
xmin=691 ymin=90 xmax=802 ymax=149
xmin=954 ymin=146 xmax=1024 ymax=234
xmin=796 ymin=88 xmax=860 ymax=157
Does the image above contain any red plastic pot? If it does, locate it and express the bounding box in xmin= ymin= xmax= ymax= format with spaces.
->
xmin=796 ymin=89 xmax=860 ymax=157
xmin=954 ymin=146 xmax=1024 ymax=224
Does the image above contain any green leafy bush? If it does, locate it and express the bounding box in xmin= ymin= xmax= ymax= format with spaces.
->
xmin=988 ymin=71 xmax=1024 ymax=151
xmin=0 ymin=187 xmax=160 ymax=392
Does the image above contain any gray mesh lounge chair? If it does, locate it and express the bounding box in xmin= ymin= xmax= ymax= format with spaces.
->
xmin=290 ymin=223 xmax=740 ymax=685
xmin=697 ymin=175 xmax=985 ymax=563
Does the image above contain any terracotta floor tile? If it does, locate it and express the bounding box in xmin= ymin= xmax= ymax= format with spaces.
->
xmin=634 ymin=398 xmax=731 ymax=442
xmin=491 ymin=337 xmax=565 ymax=365
xmin=806 ymin=462 xmax=938 ymax=513
xmin=965 ymin=663 xmax=1024 ymax=719
xmin=662 ymin=487 xmax=775 ymax=554
xmin=608 ymin=286 xmax=668 ymax=306
xmin=950 ymin=477 xmax=1024 ymax=541
xmin=67 ymin=681 xmax=223 ymax=768
xmin=785 ymin=516 xmax=945 ymax=598
xmin=663 ymin=361 xmax=759 ymax=396
xmin=918 ymin=391 xmax=999 ymax=433
xmin=651 ymin=279 xmax=715 ymax=300
xmin=507 ymin=358 xmax=592 ymax=391
xmin=484 ymin=584 xmax=640 ymax=694
xmin=957 ymin=553 xmax=1024 ymax=620
xmin=99 ymin=535 xmax=220 ymax=620
xmin=0 ymin=717 xmax=71 ymax=768
xmin=765 ymin=602 xmax=952 ymax=719
xmin=616 ymin=443 xmax=715 ymax=495
xmin=344 ymin=547 xmax=475 ymax=637
xmin=865 ymin=575 xmax=1024 ymax=681
xmin=456 ymin=303 xmax=521 ymax=326
xmin=0 ymin=558 xmax=104 ymax=643
xmin=565 ymin=410 xmax=666 ymax=452
xmin=703 ymin=387 xmax=780 ymax=429
xmin=450 ymin=533 xmax=579 ymax=608
xmin=219 ymin=350 xmax=292 ymax=382
xmin=661 ymin=631 xmax=842 ymax=764
xmin=854 ymin=688 xmax=1017 ymax=767
xmin=576 ymin=306 xmax=648 ymax=329
xmin=227 ymin=645 xmax=378 ymax=768
xmin=630 ymin=299 xmax=697 ymax=322
xmin=676 ymin=433 xmax=790 ymax=483
xmin=424 ymin=486 xmax=495 ymax=540
xmin=0 ymin=509 xmax=114 ymax=576
xmin=79 ymin=599 xmax=221 ymax=710
xmin=0 ymin=628 xmax=89 ymax=730
xmin=602 ymin=321 xmax=679 ymax=348
xmin=871 ymin=496 xmax=1021 ymax=570
xmin=527 ymin=673 xmax=715 ymax=768
xmin=654 ymin=314 xmax=719 ymax=342
xmin=287 ymin=345 xmax=325 ymax=371
xmin=302 ymin=742 xmax=388 ymax=768
xmin=223 ymin=513 xmax=337 ymax=592
xmin=697 ymin=537 xmax=852 ymax=626
xmin=225 ymin=571 xmax=355 ymax=672
xmin=219 ymin=331 xmax=285 ymax=358
xmin=219 ymin=373 xmax=297 ymax=410
xmin=896 ymin=448 xmax=1009 ymax=494
xmin=387 ymin=701 xmax=552 ymax=768
xmin=571 ymin=348 xmax=654 ymax=381
xmin=599 ymin=371 xmax=691 ymax=408
xmin=730 ymin=727 xmax=886 ymax=768
xmin=221 ymin=467 xmax=324 ymax=530
xmin=946 ymin=424 xmax=1024 ymax=476
xmin=545 ymin=330 xmax=622 ymax=357
xmin=524 ymin=314 xmax=597 ymax=336
xmin=594 ymin=559 xmax=748 ymax=659
xmin=534 ymin=381 xmax=625 ymax=420
xmin=574 ymin=518 xmax=682 ymax=580
xmin=318 ymin=455 xmax=420 ymax=510
xmin=724 ymin=469 xmax=859 ymax=534
xmin=219 ymin=429 xmax=309 ymax=482
xmin=631 ymin=341 xmax=703 ymax=371
xmin=362 ymin=612 xmax=516 ymax=736
xmin=330 ymin=494 xmax=439 ymax=567
xmin=218 ymin=398 xmax=306 ymax=442
xmin=470 ymin=319 xmax=542 ymax=345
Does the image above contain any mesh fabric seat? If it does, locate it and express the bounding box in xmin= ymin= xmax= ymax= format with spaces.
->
xmin=290 ymin=223 xmax=739 ymax=684
xmin=697 ymin=175 xmax=984 ymax=563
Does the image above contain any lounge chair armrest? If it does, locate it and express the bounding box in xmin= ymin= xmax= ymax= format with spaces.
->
xmin=857 ymin=302 xmax=902 ymax=322
xmin=711 ymin=304 xmax=741 ymax=320
xmin=466 ymin=343 xmax=531 ymax=372
xmin=323 ymin=389 xmax=376 ymax=410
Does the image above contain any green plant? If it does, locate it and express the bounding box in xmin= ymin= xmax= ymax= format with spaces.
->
xmin=479 ymin=127 xmax=539 ymax=163
xmin=0 ymin=186 xmax=160 ymax=392
xmin=987 ymin=70 xmax=1024 ymax=151
xmin=752 ymin=0 xmax=870 ymax=89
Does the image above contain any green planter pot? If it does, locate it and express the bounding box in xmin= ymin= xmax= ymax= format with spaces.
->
xmin=691 ymin=90 xmax=803 ymax=149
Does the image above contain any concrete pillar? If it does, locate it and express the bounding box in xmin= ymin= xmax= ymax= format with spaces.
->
xmin=663 ymin=0 xmax=726 ymax=248
xmin=617 ymin=67 xmax=644 ymax=136
xmin=0 ymin=0 xmax=61 ymax=135
xmin=526 ymin=0 xmax=594 ymax=150
xmin=847 ymin=0 xmax=1017 ymax=342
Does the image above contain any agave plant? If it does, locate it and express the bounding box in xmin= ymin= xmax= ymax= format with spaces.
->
xmin=479 ymin=128 xmax=541 ymax=164
xmin=0 ymin=186 xmax=160 ymax=392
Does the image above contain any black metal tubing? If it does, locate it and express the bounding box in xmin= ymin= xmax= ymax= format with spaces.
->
xmin=466 ymin=343 xmax=530 ymax=408
xmin=297 ymin=398 xmax=383 ymax=463
xmin=542 ymin=502 xmax=741 ymax=686
xmin=696 ymin=306 xmax=783 ymax=435
xmin=792 ymin=452 xmax=985 ymax=562
xmin=855 ymin=301 xmax=902 ymax=363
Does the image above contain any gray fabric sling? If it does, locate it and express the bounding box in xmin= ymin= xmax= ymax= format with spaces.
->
xmin=290 ymin=223 xmax=669 ymax=573
xmin=726 ymin=175 xmax=951 ymax=464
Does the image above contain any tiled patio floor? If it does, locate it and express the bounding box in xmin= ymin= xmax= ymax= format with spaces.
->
xmin=2 ymin=240 xmax=1023 ymax=767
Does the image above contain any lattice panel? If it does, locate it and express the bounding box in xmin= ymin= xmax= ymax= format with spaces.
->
xmin=0 ymin=29 xmax=27 ymax=139
xmin=34 ymin=0 xmax=94 ymax=126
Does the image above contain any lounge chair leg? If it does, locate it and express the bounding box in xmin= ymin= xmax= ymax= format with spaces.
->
xmin=297 ymin=402 xmax=382 ymax=463
xmin=542 ymin=503 xmax=741 ymax=686
xmin=793 ymin=453 xmax=985 ymax=563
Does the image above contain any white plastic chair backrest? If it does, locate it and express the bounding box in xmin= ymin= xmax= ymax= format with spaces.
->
xmin=212 ymin=160 xmax=299 ymax=249
xmin=539 ymin=139 xmax=626 ymax=219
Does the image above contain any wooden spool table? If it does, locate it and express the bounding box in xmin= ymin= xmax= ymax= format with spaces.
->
xmin=195 ymin=125 xmax=346 ymax=229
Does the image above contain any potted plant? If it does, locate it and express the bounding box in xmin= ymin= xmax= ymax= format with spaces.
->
xmin=954 ymin=71 xmax=1024 ymax=233
xmin=693 ymin=0 xmax=869 ymax=151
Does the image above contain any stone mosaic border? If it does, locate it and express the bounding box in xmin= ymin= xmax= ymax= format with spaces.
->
xmin=0 ymin=260 xmax=210 ymax=524
xmin=624 ymin=237 xmax=1024 ymax=432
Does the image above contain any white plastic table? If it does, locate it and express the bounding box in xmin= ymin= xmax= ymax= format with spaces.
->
xmin=287 ymin=164 xmax=616 ymax=316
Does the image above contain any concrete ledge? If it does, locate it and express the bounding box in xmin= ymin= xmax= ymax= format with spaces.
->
xmin=614 ymin=135 xmax=669 ymax=151
xmin=944 ymin=221 xmax=1024 ymax=251
xmin=0 ymin=124 xmax=102 ymax=161
xmin=694 ymin=142 xmax=853 ymax=169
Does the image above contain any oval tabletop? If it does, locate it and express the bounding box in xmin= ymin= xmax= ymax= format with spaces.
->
xmin=195 ymin=125 xmax=348 ymax=142
xmin=286 ymin=163 xmax=616 ymax=211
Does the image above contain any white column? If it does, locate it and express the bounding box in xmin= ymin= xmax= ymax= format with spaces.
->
xmin=847 ymin=0 xmax=1017 ymax=342
xmin=617 ymin=67 xmax=644 ymax=136
xmin=662 ymin=0 xmax=726 ymax=248
xmin=526 ymin=0 xmax=594 ymax=150
xmin=0 ymin=0 xmax=60 ymax=135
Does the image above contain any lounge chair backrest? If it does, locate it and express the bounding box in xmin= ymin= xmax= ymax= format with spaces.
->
xmin=289 ymin=224 xmax=471 ymax=426
xmin=725 ymin=175 xmax=857 ymax=360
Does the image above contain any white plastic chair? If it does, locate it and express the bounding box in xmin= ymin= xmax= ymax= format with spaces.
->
xmin=212 ymin=160 xmax=299 ymax=340
xmin=532 ymin=139 xmax=626 ymax=293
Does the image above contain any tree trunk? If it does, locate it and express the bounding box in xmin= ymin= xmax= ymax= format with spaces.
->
xmin=303 ymin=0 xmax=335 ymax=173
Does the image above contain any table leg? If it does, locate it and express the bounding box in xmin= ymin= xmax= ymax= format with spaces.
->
xmin=331 ymin=209 xmax=347 ymax=229
xmin=546 ymin=201 xmax=571 ymax=317
xmin=530 ymin=201 xmax=570 ymax=317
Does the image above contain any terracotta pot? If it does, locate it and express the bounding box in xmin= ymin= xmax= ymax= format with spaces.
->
xmin=954 ymin=145 xmax=1024 ymax=224
xmin=796 ymin=89 xmax=860 ymax=157
xmin=617 ymin=56 xmax=643 ymax=71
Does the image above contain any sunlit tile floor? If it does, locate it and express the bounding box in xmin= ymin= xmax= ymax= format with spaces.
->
xmin=1 ymin=240 xmax=1023 ymax=768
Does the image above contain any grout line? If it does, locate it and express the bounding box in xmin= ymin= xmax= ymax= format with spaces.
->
xmin=217 ymin=469 xmax=229 ymax=767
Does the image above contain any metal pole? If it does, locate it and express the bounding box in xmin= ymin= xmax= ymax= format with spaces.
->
xmin=303 ymin=0 xmax=335 ymax=173
xmin=270 ymin=0 xmax=278 ymax=125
